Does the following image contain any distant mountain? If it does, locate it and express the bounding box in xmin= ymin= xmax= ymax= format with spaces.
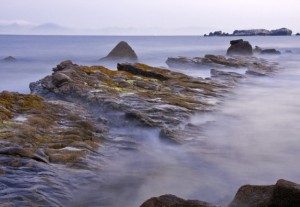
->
xmin=31 ymin=23 xmax=71 ymax=34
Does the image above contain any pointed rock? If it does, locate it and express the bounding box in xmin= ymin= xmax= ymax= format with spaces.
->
xmin=100 ymin=41 xmax=138 ymax=62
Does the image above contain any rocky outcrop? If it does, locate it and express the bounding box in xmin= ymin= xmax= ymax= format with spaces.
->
xmin=3 ymin=56 xmax=16 ymax=62
xmin=229 ymin=179 xmax=300 ymax=207
xmin=30 ymin=60 xmax=228 ymax=144
xmin=166 ymin=54 xmax=277 ymax=76
xmin=227 ymin=39 xmax=253 ymax=56
xmin=140 ymin=194 xmax=217 ymax=207
xmin=100 ymin=41 xmax=138 ymax=62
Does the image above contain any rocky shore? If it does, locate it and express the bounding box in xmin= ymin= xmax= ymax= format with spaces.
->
xmin=0 ymin=40 xmax=296 ymax=206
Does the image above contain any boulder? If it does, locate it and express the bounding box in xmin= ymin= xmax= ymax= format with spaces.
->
xmin=140 ymin=194 xmax=217 ymax=207
xmin=227 ymin=39 xmax=253 ymax=56
xmin=100 ymin=41 xmax=138 ymax=62
xmin=3 ymin=56 xmax=16 ymax=62
xmin=229 ymin=179 xmax=300 ymax=207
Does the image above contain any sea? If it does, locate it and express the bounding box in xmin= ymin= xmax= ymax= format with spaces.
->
xmin=0 ymin=35 xmax=300 ymax=206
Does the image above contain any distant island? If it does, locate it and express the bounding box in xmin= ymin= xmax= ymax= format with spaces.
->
xmin=204 ymin=28 xmax=293 ymax=36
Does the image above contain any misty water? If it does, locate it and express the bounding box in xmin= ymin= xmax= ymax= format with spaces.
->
xmin=1 ymin=35 xmax=300 ymax=206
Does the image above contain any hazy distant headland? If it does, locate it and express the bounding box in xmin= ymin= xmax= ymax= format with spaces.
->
xmin=205 ymin=28 xmax=293 ymax=36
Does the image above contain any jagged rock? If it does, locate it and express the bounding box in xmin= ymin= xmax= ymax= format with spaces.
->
xmin=227 ymin=39 xmax=253 ymax=56
xmin=140 ymin=194 xmax=217 ymax=207
xmin=3 ymin=56 xmax=16 ymax=62
xmin=260 ymin=49 xmax=281 ymax=55
xmin=100 ymin=41 xmax=138 ymax=62
xmin=229 ymin=179 xmax=300 ymax=207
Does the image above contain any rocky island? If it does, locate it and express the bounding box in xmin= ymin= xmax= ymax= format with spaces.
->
xmin=205 ymin=28 xmax=292 ymax=36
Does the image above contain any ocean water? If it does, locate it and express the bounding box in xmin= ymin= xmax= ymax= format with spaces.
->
xmin=1 ymin=35 xmax=300 ymax=206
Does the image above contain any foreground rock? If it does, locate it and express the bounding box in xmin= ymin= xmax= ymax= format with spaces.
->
xmin=140 ymin=194 xmax=217 ymax=207
xmin=140 ymin=179 xmax=300 ymax=207
xmin=229 ymin=179 xmax=300 ymax=207
xmin=100 ymin=41 xmax=138 ymax=62
xmin=227 ymin=39 xmax=253 ymax=56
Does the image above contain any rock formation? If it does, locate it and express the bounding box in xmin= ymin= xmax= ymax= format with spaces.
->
xmin=296 ymin=33 xmax=300 ymax=36
xmin=100 ymin=41 xmax=138 ymax=62
xmin=227 ymin=39 xmax=253 ymax=56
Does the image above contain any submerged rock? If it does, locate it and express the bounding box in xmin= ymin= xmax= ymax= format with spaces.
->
xmin=260 ymin=49 xmax=281 ymax=55
xmin=227 ymin=39 xmax=253 ymax=56
xmin=100 ymin=41 xmax=138 ymax=62
xmin=3 ymin=56 xmax=16 ymax=62
xmin=140 ymin=194 xmax=217 ymax=207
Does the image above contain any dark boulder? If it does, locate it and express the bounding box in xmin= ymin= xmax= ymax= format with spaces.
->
xmin=140 ymin=194 xmax=217 ymax=207
xmin=3 ymin=56 xmax=16 ymax=62
xmin=229 ymin=179 xmax=300 ymax=207
xmin=296 ymin=33 xmax=300 ymax=36
xmin=227 ymin=39 xmax=253 ymax=56
xmin=100 ymin=41 xmax=138 ymax=62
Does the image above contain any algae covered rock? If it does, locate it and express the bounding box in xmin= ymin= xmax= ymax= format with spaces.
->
xmin=100 ymin=41 xmax=138 ymax=62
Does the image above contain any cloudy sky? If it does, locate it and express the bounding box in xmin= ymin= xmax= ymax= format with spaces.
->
xmin=0 ymin=0 xmax=299 ymax=35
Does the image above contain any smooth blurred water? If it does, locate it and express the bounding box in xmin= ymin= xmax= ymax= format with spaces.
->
xmin=1 ymin=35 xmax=300 ymax=206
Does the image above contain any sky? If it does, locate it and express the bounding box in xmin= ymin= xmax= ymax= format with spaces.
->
xmin=0 ymin=0 xmax=299 ymax=35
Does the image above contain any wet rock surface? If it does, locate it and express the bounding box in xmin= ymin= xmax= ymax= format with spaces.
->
xmin=100 ymin=41 xmax=138 ymax=62
xmin=0 ymin=91 xmax=106 ymax=206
